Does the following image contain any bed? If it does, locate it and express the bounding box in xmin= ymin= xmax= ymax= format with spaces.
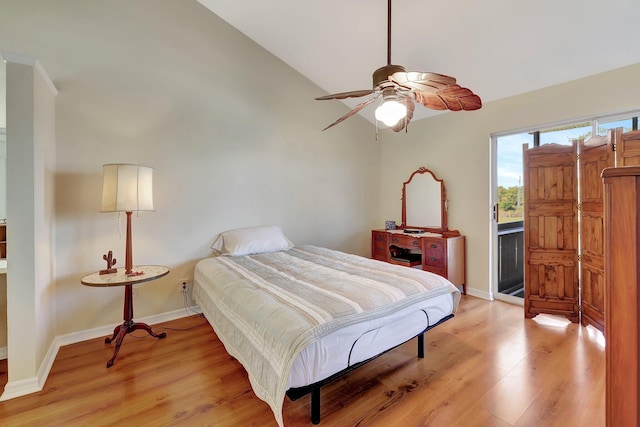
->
xmin=193 ymin=226 xmax=460 ymax=426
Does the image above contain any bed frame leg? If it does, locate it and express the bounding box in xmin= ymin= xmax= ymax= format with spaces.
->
xmin=418 ymin=333 xmax=425 ymax=359
xmin=311 ymin=387 xmax=321 ymax=424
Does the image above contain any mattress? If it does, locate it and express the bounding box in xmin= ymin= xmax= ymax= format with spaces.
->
xmin=288 ymin=292 xmax=453 ymax=388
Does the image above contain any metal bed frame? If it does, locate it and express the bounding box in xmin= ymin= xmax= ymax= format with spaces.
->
xmin=285 ymin=313 xmax=454 ymax=424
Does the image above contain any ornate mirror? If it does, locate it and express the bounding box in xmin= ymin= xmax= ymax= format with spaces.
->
xmin=401 ymin=166 xmax=449 ymax=233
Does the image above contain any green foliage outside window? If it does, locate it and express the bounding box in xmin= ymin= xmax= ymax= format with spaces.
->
xmin=498 ymin=185 xmax=524 ymax=223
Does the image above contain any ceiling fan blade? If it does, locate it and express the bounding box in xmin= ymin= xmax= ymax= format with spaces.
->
xmin=414 ymin=85 xmax=482 ymax=111
xmin=321 ymin=96 xmax=378 ymax=131
xmin=389 ymin=71 xmax=456 ymax=92
xmin=315 ymin=89 xmax=374 ymax=100
xmin=389 ymin=97 xmax=415 ymax=133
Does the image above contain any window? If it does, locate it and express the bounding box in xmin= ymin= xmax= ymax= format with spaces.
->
xmin=598 ymin=117 xmax=634 ymax=136
xmin=539 ymin=122 xmax=592 ymax=146
xmin=496 ymin=133 xmax=529 ymax=224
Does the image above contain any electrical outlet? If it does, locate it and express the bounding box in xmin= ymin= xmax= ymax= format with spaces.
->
xmin=179 ymin=279 xmax=189 ymax=293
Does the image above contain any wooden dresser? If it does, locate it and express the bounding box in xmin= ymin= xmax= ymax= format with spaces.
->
xmin=602 ymin=166 xmax=640 ymax=426
xmin=372 ymin=229 xmax=465 ymax=294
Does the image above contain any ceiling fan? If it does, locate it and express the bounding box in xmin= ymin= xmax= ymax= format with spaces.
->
xmin=316 ymin=0 xmax=482 ymax=132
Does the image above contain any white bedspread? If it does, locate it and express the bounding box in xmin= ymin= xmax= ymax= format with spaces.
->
xmin=193 ymin=245 xmax=460 ymax=426
xmin=288 ymin=292 xmax=454 ymax=388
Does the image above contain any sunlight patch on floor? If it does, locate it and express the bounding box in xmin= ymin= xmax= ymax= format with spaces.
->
xmin=585 ymin=324 xmax=606 ymax=349
xmin=531 ymin=313 xmax=571 ymax=329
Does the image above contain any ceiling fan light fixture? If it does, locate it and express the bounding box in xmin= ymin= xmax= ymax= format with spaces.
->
xmin=314 ymin=0 xmax=481 ymax=132
xmin=375 ymin=96 xmax=407 ymax=127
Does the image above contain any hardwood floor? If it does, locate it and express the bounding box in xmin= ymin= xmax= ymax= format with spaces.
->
xmin=0 ymin=296 xmax=604 ymax=426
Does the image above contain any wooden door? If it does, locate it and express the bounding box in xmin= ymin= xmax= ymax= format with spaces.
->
xmin=579 ymin=132 xmax=614 ymax=332
xmin=523 ymin=142 xmax=579 ymax=322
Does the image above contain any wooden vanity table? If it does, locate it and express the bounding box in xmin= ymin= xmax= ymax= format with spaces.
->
xmin=372 ymin=229 xmax=465 ymax=293
xmin=372 ymin=167 xmax=466 ymax=294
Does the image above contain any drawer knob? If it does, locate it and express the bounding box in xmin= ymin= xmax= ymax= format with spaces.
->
xmin=376 ymin=236 xmax=384 ymax=241
xmin=430 ymin=244 xmax=437 ymax=248
xmin=431 ymin=257 xmax=438 ymax=261
xmin=392 ymin=237 xmax=398 ymax=242
xmin=412 ymin=240 xmax=419 ymax=245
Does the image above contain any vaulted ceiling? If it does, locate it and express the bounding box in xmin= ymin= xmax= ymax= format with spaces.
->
xmin=197 ymin=0 xmax=640 ymax=123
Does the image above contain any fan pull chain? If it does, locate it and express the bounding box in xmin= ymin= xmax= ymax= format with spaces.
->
xmin=387 ymin=0 xmax=392 ymax=65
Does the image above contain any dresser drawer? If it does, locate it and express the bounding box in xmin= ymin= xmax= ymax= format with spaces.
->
xmin=373 ymin=244 xmax=388 ymax=260
xmin=423 ymin=253 xmax=445 ymax=268
xmin=389 ymin=234 xmax=421 ymax=249
xmin=372 ymin=231 xmax=387 ymax=243
xmin=423 ymin=238 xmax=445 ymax=268
xmin=371 ymin=231 xmax=388 ymax=261
xmin=423 ymin=238 xmax=445 ymax=253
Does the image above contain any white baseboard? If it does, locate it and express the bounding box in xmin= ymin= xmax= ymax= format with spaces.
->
xmin=0 ymin=376 xmax=43 ymax=401
xmin=0 ymin=343 xmax=55 ymax=401
xmin=466 ymin=287 xmax=493 ymax=301
xmin=0 ymin=305 xmax=200 ymax=401
xmin=54 ymin=305 xmax=201 ymax=347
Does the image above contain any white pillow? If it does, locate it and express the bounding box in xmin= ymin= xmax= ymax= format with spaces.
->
xmin=211 ymin=225 xmax=294 ymax=256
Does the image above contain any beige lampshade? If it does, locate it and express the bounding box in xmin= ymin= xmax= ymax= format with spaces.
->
xmin=101 ymin=164 xmax=154 ymax=212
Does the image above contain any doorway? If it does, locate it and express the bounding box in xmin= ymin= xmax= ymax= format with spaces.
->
xmin=491 ymin=123 xmax=592 ymax=304
xmin=491 ymin=117 xmax=638 ymax=306
xmin=492 ymin=132 xmax=529 ymax=304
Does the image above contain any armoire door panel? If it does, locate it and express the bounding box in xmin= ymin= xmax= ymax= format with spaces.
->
xmin=528 ymin=251 xmax=576 ymax=265
xmin=579 ymin=133 xmax=614 ymax=332
xmin=528 ymin=170 xmax=575 ymax=201
xmin=580 ymin=213 xmax=604 ymax=256
xmin=524 ymin=142 xmax=579 ymax=322
xmin=526 ymin=215 xmax=576 ymax=249
xmin=581 ymin=252 xmax=604 ymax=270
xmin=581 ymin=264 xmax=605 ymax=328
xmin=524 ymin=131 xmax=617 ymax=329
xmin=531 ymin=262 xmax=576 ymax=298
xmin=527 ymin=202 xmax=576 ymax=214
xmin=615 ymin=128 xmax=640 ymax=167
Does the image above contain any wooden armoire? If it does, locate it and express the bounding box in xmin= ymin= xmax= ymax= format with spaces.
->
xmin=523 ymin=128 xmax=640 ymax=331
xmin=602 ymin=164 xmax=640 ymax=426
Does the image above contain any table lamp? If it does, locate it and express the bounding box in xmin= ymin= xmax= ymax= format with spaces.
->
xmin=101 ymin=164 xmax=154 ymax=275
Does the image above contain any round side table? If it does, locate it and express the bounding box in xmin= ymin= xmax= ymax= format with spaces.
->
xmin=81 ymin=265 xmax=170 ymax=368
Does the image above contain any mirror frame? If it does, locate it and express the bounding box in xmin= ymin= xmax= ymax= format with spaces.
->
xmin=401 ymin=166 xmax=454 ymax=235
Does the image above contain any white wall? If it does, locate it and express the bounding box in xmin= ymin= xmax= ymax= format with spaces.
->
xmin=0 ymin=129 xmax=6 ymax=221
xmin=0 ymin=0 xmax=380 ymax=338
xmin=33 ymin=59 xmax=57 ymax=373
xmin=2 ymin=54 xmax=57 ymax=397
xmin=1 ymin=0 xmax=637 ymax=392
xmin=0 ymin=59 xmax=5 ymax=127
xmin=379 ymin=63 xmax=640 ymax=297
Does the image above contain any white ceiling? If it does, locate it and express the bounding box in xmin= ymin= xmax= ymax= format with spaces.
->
xmin=197 ymin=0 xmax=640 ymax=124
